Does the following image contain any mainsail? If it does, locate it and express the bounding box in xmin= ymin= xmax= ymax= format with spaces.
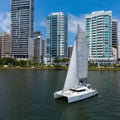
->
xmin=63 ymin=25 xmax=88 ymax=90
xmin=76 ymin=25 xmax=88 ymax=81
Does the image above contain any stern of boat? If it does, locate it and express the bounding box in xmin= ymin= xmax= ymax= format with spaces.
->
xmin=54 ymin=92 xmax=62 ymax=99
xmin=54 ymin=90 xmax=64 ymax=99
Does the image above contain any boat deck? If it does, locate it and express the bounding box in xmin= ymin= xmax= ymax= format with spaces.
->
xmin=55 ymin=86 xmax=95 ymax=98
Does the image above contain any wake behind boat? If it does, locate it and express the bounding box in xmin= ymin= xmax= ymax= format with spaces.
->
xmin=54 ymin=25 xmax=98 ymax=104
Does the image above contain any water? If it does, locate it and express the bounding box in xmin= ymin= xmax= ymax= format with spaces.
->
xmin=0 ymin=70 xmax=120 ymax=120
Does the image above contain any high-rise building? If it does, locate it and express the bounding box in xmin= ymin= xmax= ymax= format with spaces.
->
xmin=118 ymin=45 xmax=120 ymax=60
xmin=68 ymin=45 xmax=73 ymax=58
xmin=0 ymin=32 xmax=10 ymax=58
xmin=0 ymin=36 xmax=2 ymax=59
xmin=33 ymin=32 xmax=47 ymax=62
xmin=112 ymin=47 xmax=117 ymax=60
xmin=41 ymin=38 xmax=47 ymax=58
xmin=112 ymin=20 xmax=118 ymax=48
xmin=11 ymin=0 xmax=34 ymax=60
xmin=112 ymin=19 xmax=118 ymax=60
xmin=46 ymin=12 xmax=68 ymax=59
xmin=86 ymin=11 xmax=114 ymax=64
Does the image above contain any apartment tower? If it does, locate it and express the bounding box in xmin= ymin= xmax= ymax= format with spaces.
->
xmin=0 ymin=32 xmax=10 ymax=58
xmin=112 ymin=19 xmax=118 ymax=48
xmin=86 ymin=11 xmax=114 ymax=64
xmin=11 ymin=0 xmax=34 ymax=60
xmin=46 ymin=12 xmax=67 ymax=59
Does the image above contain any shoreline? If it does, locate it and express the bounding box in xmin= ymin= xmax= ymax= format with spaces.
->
xmin=88 ymin=68 xmax=120 ymax=71
xmin=0 ymin=67 xmax=120 ymax=71
xmin=0 ymin=67 xmax=64 ymax=70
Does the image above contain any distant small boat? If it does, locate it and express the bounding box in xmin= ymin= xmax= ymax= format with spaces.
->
xmin=54 ymin=25 xmax=98 ymax=103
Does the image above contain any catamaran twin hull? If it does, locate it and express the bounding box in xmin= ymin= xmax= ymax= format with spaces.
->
xmin=54 ymin=86 xmax=98 ymax=103
xmin=54 ymin=25 xmax=98 ymax=103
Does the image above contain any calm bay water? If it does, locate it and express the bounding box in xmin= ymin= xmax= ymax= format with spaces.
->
xmin=0 ymin=70 xmax=120 ymax=120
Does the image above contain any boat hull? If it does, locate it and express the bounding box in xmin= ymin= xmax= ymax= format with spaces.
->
xmin=54 ymin=89 xmax=98 ymax=104
xmin=67 ymin=91 xmax=98 ymax=103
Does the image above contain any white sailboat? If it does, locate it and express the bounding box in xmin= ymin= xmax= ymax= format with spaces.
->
xmin=54 ymin=25 xmax=98 ymax=103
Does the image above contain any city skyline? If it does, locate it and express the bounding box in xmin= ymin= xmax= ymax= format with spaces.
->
xmin=0 ymin=0 xmax=120 ymax=46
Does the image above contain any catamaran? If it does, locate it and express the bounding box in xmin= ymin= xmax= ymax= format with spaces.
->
xmin=54 ymin=25 xmax=98 ymax=103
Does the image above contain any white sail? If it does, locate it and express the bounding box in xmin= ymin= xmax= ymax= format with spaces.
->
xmin=76 ymin=25 xmax=88 ymax=81
xmin=63 ymin=41 xmax=79 ymax=90
xmin=54 ymin=25 xmax=98 ymax=103
xmin=63 ymin=25 xmax=88 ymax=90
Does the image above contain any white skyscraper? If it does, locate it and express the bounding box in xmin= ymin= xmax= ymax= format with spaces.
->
xmin=34 ymin=32 xmax=47 ymax=62
xmin=86 ymin=11 xmax=115 ymax=64
xmin=46 ymin=12 xmax=68 ymax=59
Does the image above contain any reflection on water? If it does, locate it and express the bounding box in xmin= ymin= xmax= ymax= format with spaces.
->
xmin=0 ymin=70 xmax=120 ymax=120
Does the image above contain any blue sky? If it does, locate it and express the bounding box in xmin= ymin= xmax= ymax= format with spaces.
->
xmin=0 ymin=0 xmax=120 ymax=46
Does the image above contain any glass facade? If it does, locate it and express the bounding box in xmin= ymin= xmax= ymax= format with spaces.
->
xmin=46 ymin=12 xmax=67 ymax=58
xmin=112 ymin=20 xmax=118 ymax=48
xmin=11 ymin=0 xmax=34 ymax=59
xmin=86 ymin=11 xmax=112 ymax=59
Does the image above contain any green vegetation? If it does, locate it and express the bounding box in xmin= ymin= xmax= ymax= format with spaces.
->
xmin=53 ymin=58 xmax=69 ymax=63
xmin=0 ymin=58 xmax=35 ymax=68
xmin=88 ymin=61 xmax=98 ymax=68
xmin=0 ymin=57 xmax=120 ymax=71
xmin=0 ymin=57 xmax=15 ymax=66
xmin=88 ymin=61 xmax=120 ymax=71
xmin=0 ymin=57 xmax=68 ymax=70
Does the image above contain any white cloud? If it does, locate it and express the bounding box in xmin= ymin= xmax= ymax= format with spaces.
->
xmin=40 ymin=20 xmax=46 ymax=27
xmin=68 ymin=13 xmax=86 ymax=34
xmin=0 ymin=12 xmax=11 ymax=34
xmin=35 ymin=18 xmax=46 ymax=28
